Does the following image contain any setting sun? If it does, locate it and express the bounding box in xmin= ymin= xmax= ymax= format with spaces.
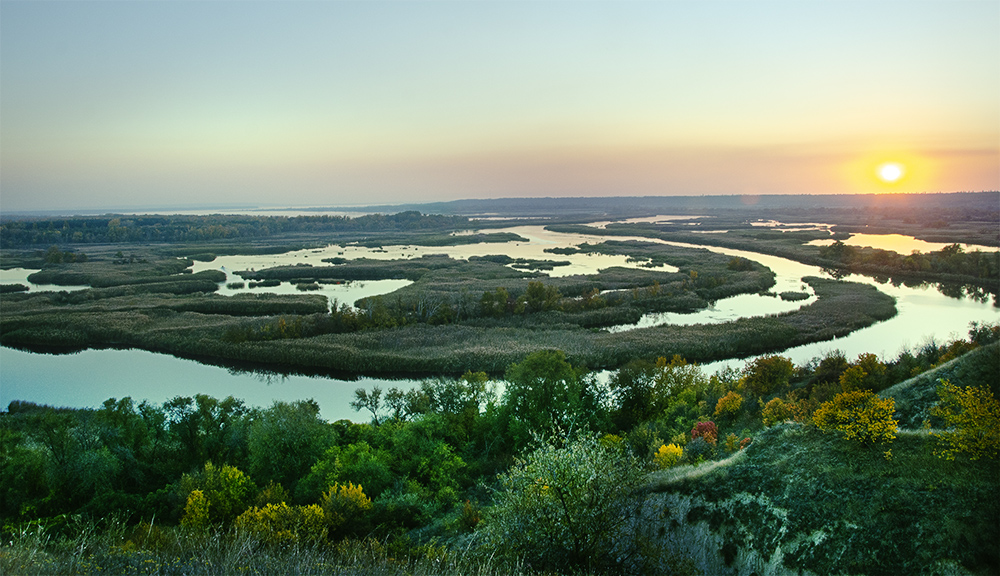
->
xmin=878 ymin=162 xmax=904 ymax=183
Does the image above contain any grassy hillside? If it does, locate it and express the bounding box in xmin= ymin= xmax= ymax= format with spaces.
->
xmin=882 ymin=342 xmax=1000 ymax=429
xmin=647 ymin=344 xmax=1000 ymax=576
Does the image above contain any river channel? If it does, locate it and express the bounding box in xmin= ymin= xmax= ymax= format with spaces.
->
xmin=2 ymin=220 xmax=997 ymax=420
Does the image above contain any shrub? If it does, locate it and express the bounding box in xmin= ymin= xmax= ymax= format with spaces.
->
xmin=234 ymin=502 xmax=327 ymax=547
xmin=761 ymin=397 xmax=792 ymax=427
xmin=321 ymin=482 xmax=373 ymax=538
xmin=180 ymin=489 xmax=209 ymax=531
xmin=690 ymin=420 xmax=718 ymax=445
xmin=930 ymin=380 xmax=1000 ymax=460
xmin=812 ymin=390 xmax=897 ymax=447
xmin=683 ymin=436 xmax=713 ymax=462
xmin=481 ymin=434 xmax=647 ymax=573
xmin=714 ymin=391 xmax=744 ymax=419
xmin=654 ymin=443 xmax=683 ymax=469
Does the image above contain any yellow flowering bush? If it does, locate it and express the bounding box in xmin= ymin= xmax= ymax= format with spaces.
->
xmin=180 ymin=489 xmax=209 ymax=531
xmin=653 ymin=443 xmax=683 ymax=469
xmin=812 ymin=390 xmax=897 ymax=447
xmin=234 ymin=502 xmax=327 ymax=547
xmin=930 ymin=380 xmax=1000 ymax=460
xmin=321 ymin=482 xmax=372 ymax=537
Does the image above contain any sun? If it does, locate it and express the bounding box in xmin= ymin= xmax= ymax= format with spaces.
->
xmin=877 ymin=162 xmax=904 ymax=183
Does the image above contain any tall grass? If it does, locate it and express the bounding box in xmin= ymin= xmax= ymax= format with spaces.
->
xmin=0 ymin=519 xmax=534 ymax=576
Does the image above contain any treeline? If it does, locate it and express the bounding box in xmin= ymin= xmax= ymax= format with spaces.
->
xmin=0 ymin=211 xmax=473 ymax=247
xmin=818 ymin=240 xmax=999 ymax=282
xmin=2 ymin=323 xmax=997 ymax=574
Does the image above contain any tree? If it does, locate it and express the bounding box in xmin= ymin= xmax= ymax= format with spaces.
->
xmin=609 ymin=359 xmax=657 ymax=431
xmin=350 ymin=387 xmax=383 ymax=425
xmin=812 ymin=390 xmax=897 ymax=448
xmin=481 ymin=434 xmax=648 ymax=573
xmin=479 ymin=287 xmax=510 ymax=318
xmin=610 ymin=356 xmax=709 ymax=433
xmin=930 ymin=380 xmax=1000 ymax=460
xmin=177 ymin=462 xmax=257 ymax=525
xmin=714 ymin=391 xmax=744 ymax=419
xmin=854 ymin=353 xmax=888 ymax=391
xmin=690 ymin=421 xmax=718 ymax=445
xmin=248 ymin=400 xmax=335 ymax=496
xmin=761 ymin=397 xmax=792 ymax=427
xmin=501 ymin=350 xmax=606 ymax=450
xmin=297 ymin=441 xmax=393 ymax=502
xmin=516 ymin=281 xmax=561 ymax=314
xmin=743 ymin=355 xmax=795 ymax=397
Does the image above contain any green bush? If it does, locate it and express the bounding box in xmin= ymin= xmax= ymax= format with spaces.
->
xmin=481 ymin=434 xmax=650 ymax=573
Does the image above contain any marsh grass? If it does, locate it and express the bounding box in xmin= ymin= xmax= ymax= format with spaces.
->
xmin=0 ymin=277 xmax=895 ymax=377
xmin=0 ymin=519 xmax=535 ymax=576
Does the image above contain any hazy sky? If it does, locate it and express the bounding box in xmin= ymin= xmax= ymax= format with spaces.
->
xmin=1 ymin=1 xmax=997 ymax=211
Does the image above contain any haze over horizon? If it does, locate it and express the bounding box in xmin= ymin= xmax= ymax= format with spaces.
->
xmin=2 ymin=1 xmax=998 ymax=213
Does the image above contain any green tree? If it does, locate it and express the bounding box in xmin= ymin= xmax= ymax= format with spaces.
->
xmin=515 ymin=281 xmax=561 ymax=314
xmin=0 ymin=427 xmax=49 ymax=518
xmin=743 ymin=355 xmax=795 ymax=397
xmin=248 ymin=400 xmax=335 ymax=496
xmin=177 ymin=462 xmax=257 ymax=525
xmin=350 ymin=387 xmax=383 ymax=425
xmin=297 ymin=441 xmax=394 ymax=502
xmin=501 ymin=350 xmax=606 ymax=450
xmin=479 ymin=287 xmax=510 ymax=318
xmin=610 ymin=356 xmax=709 ymax=433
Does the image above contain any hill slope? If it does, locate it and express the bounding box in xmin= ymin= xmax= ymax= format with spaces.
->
xmin=647 ymin=344 xmax=1000 ymax=576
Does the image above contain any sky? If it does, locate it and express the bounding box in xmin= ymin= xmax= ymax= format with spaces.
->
xmin=1 ymin=1 xmax=998 ymax=212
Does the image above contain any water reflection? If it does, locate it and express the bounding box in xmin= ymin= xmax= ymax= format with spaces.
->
xmin=0 ymin=267 xmax=89 ymax=293
xmin=807 ymin=233 xmax=998 ymax=254
xmin=0 ymin=346 xmax=418 ymax=422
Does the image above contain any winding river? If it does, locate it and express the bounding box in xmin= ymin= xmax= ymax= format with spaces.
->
xmin=2 ymin=220 xmax=996 ymax=420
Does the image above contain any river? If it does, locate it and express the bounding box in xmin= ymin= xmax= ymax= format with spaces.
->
xmin=2 ymin=220 xmax=997 ymax=420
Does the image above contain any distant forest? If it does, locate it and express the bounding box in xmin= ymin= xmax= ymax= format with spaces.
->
xmin=3 ymin=191 xmax=997 ymax=249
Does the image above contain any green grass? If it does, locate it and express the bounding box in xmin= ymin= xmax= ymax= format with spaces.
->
xmin=882 ymin=342 xmax=1000 ymax=428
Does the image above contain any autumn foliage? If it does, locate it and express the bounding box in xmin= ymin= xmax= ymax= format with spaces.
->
xmin=691 ymin=421 xmax=718 ymax=445
xmin=930 ymin=380 xmax=1000 ymax=461
xmin=812 ymin=390 xmax=897 ymax=447
xmin=714 ymin=391 xmax=744 ymax=418
xmin=654 ymin=443 xmax=683 ymax=469
xmin=761 ymin=397 xmax=792 ymax=427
